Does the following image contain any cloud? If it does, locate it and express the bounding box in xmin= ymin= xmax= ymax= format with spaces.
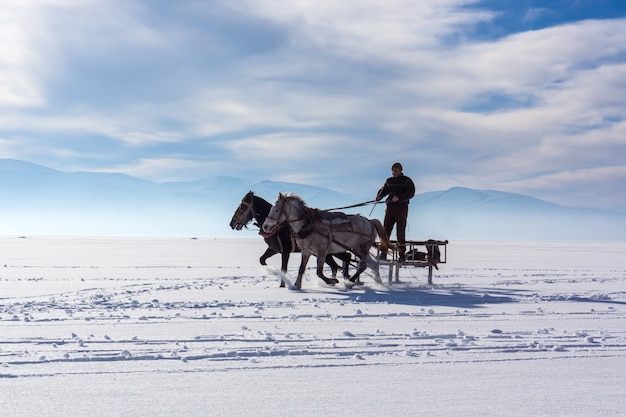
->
xmin=226 ymin=0 xmax=492 ymax=50
xmin=0 ymin=2 xmax=50 ymax=107
xmin=221 ymin=132 xmax=334 ymax=156
xmin=98 ymin=158 xmax=224 ymax=182
xmin=396 ymin=19 xmax=626 ymax=172
xmin=505 ymin=165 xmax=626 ymax=211
xmin=217 ymin=132 xmax=348 ymax=183
xmin=524 ymin=8 xmax=551 ymax=23
xmin=1 ymin=1 xmax=625 ymax=211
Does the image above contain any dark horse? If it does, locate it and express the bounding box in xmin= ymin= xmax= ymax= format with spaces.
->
xmin=261 ymin=193 xmax=390 ymax=289
xmin=230 ymin=191 xmax=351 ymax=287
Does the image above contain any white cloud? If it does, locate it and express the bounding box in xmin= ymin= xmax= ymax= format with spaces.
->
xmin=227 ymin=0 xmax=490 ymax=50
xmin=505 ymin=165 xmax=626 ymax=210
xmin=98 ymin=158 xmax=223 ymax=182
xmin=180 ymin=86 xmax=367 ymax=138
xmin=0 ymin=2 xmax=50 ymax=107
xmin=219 ymin=132 xmax=338 ymax=160
xmin=1 ymin=1 xmax=626 ymax=211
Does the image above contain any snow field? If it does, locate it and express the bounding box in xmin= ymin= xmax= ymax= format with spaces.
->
xmin=1 ymin=236 xmax=625 ymax=416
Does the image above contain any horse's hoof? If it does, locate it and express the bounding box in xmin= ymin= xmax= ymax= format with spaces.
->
xmin=280 ymin=281 xmax=285 ymax=288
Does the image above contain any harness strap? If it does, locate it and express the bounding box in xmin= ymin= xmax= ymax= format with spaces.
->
xmin=306 ymin=227 xmax=373 ymax=260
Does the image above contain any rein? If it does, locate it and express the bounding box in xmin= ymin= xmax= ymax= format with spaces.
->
xmin=324 ymin=199 xmax=378 ymax=211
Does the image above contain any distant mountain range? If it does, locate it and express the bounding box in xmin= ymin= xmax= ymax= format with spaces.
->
xmin=0 ymin=159 xmax=624 ymax=240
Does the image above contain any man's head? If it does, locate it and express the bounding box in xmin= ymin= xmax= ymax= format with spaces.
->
xmin=391 ymin=162 xmax=403 ymax=178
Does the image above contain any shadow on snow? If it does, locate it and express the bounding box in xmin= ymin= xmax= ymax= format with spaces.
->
xmin=300 ymin=283 xmax=626 ymax=309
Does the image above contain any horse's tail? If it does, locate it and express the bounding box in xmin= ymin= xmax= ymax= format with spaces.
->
xmin=370 ymin=219 xmax=390 ymax=252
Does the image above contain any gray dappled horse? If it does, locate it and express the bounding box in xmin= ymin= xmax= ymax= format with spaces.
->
xmin=261 ymin=193 xmax=390 ymax=289
xmin=230 ymin=191 xmax=351 ymax=287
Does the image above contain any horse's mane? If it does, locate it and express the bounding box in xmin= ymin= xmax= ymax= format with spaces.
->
xmin=279 ymin=193 xmax=319 ymax=225
xmin=280 ymin=193 xmax=307 ymax=205
xmin=252 ymin=194 xmax=272 ymax=213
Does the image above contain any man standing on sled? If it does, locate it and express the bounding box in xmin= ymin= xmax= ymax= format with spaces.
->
xmin=375 ymin=162 xmax=415 ymax=263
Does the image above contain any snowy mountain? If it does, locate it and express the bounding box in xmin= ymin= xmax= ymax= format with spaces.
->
xmin=0 ymin=159 xmax=362 ymax=237
xmin=405 ymin=187 xmax=626 ymax=241
xmin=0 ymin=159 xmax=624 ymax=240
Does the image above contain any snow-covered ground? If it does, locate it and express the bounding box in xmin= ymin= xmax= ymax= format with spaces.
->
xmin=1 ymin=236 xmax=625 ymax=416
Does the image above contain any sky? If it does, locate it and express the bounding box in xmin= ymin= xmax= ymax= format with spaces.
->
xmin=1 ymin=0 xmax=626 ymax=212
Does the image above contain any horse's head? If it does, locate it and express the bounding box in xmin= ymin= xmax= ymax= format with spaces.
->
xmin=261 ymin=193 xmax=306 ymax=237
xmin=230 ymin=191 xmax=256 ymax=230
xmin=260 ymin=193 xmax=285 ymax=237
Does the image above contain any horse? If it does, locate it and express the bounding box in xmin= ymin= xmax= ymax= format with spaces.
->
xmin=261 ymin=193 xmax=390 ymax=289
xmin=230 ymin=191 xmax=351 ymax=287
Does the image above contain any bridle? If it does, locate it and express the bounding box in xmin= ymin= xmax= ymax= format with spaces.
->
xmin=233 ymin=195 xmax=257 ymax=228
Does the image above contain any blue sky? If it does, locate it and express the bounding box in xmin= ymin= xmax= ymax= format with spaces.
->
xmin=2 ymin=0 xmax=625 ymax=211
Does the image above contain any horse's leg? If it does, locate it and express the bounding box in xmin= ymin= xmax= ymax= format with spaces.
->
xmin=278 ymin=251 xmax=292 ymax=287
xmin=260 ymin=247 xmax=277 ymax=266
xmin=259 ymin=247 xmax=285 ymax=287
xmin=349 ymin=248 xmax=368 ymax=283
xmin=366 ymin=252 xmax=381 ymax=283
xmin=324 ymin=255 xmax=339 ymax=279
xmin=336 ymin=252 xmax=351 ymax=278
xmin=280 ymin=251 xmax=290 ymax=272
xmin=316 ymin=251 xmax=338 ymax=285
xmin=295 ymin=252 xmax=311 ymax=289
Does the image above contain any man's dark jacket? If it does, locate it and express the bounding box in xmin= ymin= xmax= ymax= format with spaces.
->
xmin=376 ymin=174 xmax=415 ymax=205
